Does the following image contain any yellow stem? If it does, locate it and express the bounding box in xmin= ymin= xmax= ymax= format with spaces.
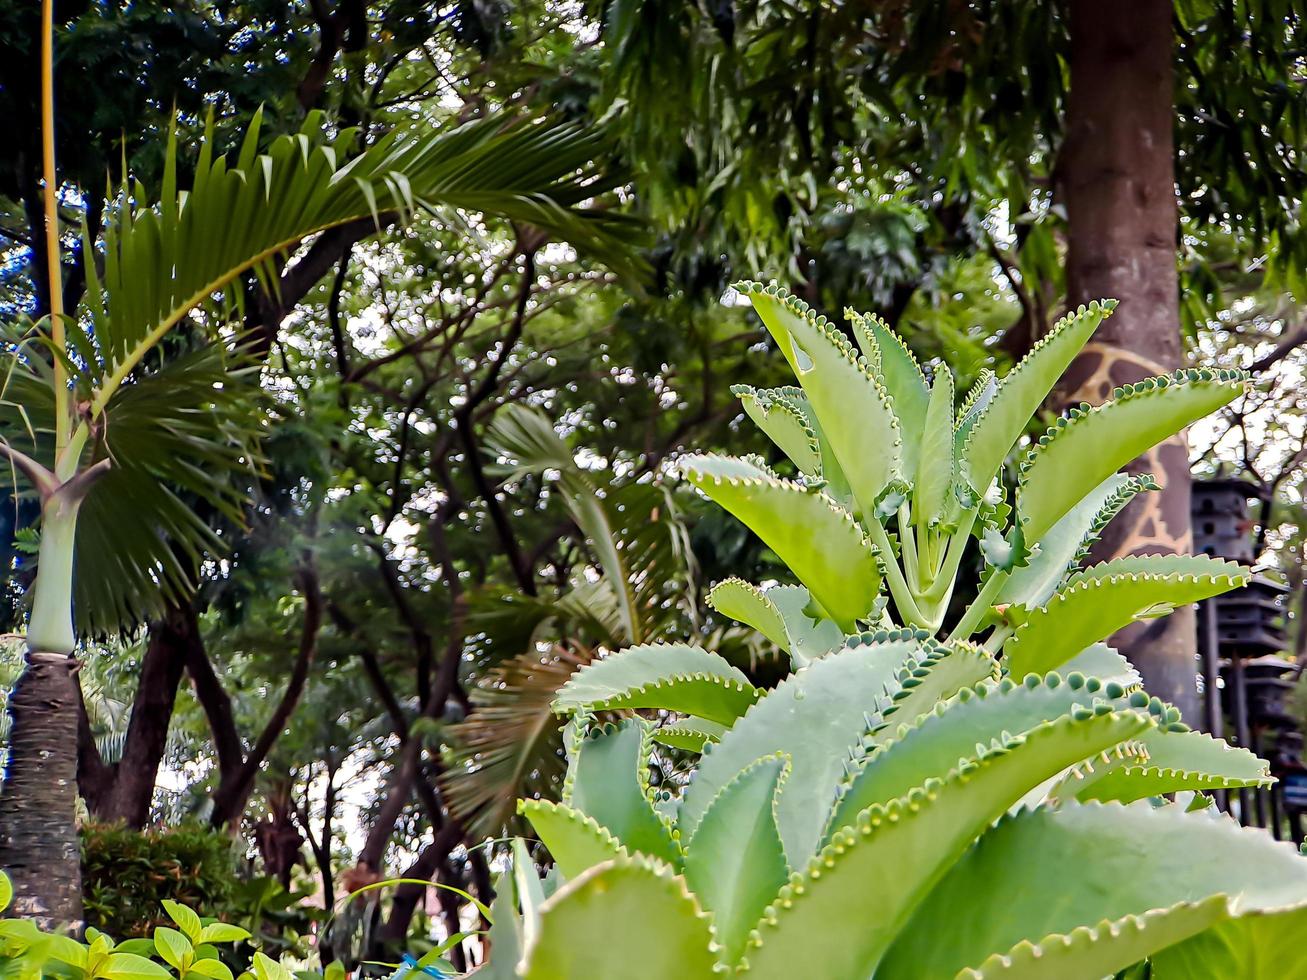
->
xmin=41 ymin=0 xmax=70 ymax=458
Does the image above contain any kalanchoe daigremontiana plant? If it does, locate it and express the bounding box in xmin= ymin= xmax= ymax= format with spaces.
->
xmin=485 ymin=284 xmax=1307 ymax=979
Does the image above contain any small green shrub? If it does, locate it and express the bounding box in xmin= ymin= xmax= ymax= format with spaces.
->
xmin=82 ymin=824 xmax=240 ymax=939
xmin=0 ymin=876 xmax=353 ymax=980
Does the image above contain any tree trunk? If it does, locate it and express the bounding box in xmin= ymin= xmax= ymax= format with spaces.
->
xmin=1060 ymin=0 xmax=1198 ymax=721
xmin=0 ymin=653 xmax=82 ymax=925
xmin=91 ymin=605 xmax=195 ymax=827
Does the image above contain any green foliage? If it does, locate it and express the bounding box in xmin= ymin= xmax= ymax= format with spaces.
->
xmin=81 ymin=826 xmax=319 ymax=965
xmin=486 ymin=284 xmax=1305 ymax=977
xmin=0 ymin=873 xmax=343 ymax=980
xmin=81 ymin=824 xmax=240 ymax=940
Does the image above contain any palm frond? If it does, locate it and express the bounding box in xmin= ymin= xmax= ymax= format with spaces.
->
xmin=79 ymin=110 xmax=645 ymax=414
xmin=440 ymin=646 xmax=592 ymax=840
xmin=73 ymin=342 xmax=263 ymax=635
xmin=487 ymin=405 xmax=645 ymax=644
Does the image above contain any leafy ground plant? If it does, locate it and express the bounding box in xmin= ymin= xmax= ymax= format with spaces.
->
xmin=0 ymin=875 xmax=347 ymax=980
xmin=486 ymin=282 xmax=1307 ymax=978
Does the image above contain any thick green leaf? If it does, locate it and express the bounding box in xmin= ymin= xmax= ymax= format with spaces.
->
xmin=849 ymin=309 xmax=930 ymax=476
xmin=562 ymin=719 xmax=678 ymax=863
xmin=864 ymin=640 xmax=1001 ymax=747
xmin=882 ymin=801 xmax=1307 ymax=978
xmin=708 ymin=579 xmax=844 ymax=666
xmin=677 ymin=635 xmax=926 ymax=866
xmin=997 ymin=473 xmax=1157 ymax=610
xmin=1061 ymin=727 xmax=1272 ymax=804
xmin=1002 ymin=555 xmax=1249 ymax=677
xmin=1018 ymin=368 xmax=1247 ymax=541
xmin=954 ymin=898 xmax=1229 ymax=978
xmin=520 ymin=800 xmax=631 ymax=878
xmin=1151 ymin=901 xmax=1307 ymax=979
xmin=161 ymin=900 xmax=203 ymax=943
xmin=742 ymin=709 xmax=1152 ymax=978
xmin=1058 ymin=643 xmax=1142 ymax=689
xmin=521 ymin=858 xmax=718 ymax=978
xmin=153 ymin=928 xmax=192 ymax=973
xmin=683 ymin=754 xmax=790 ymax=964
xmin=651 ymin=717 xmax=727 ymax=753
xmin=961 ymin=301 xmax=1113 ymax=493
xmin=915 ymin=363 xmax=956 ymax=530
xmin=552 ymin=643 xmax=759 ymax=725
xmin=829 ymin=673 xmax=1153 ymax=839
xmin=707 ymin=579 xmax=790 ymax=653
xmin=765 ymin=585 xmax=846 ymax=663
xmin=99 ymin=953 xmax=173 ymax=980
xmin=733 ymin=385 xmax=822 ymax=475
xmin=186 ymin=958 xmax=236 ymax=980
xmin=681 ymin=454 xmax=881 ymax=629
xmin=737 ymin=283 xmax=903 ymax=519
xmin=195 ymin=923 xmax=250 ymax=946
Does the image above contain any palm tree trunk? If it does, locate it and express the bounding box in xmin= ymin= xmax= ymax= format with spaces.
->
xmin=0 ymin=651 xmax=82 ymax=925
xmin=0 ymin=496 xmax=88 ymax=923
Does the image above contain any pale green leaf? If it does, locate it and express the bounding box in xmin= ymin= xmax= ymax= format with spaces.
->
xmin=552 ymin=643 xmax=758 ymax=725
xmin=677 ymin=635 xmax=925 ymax=867
xmin=681 ymin=454 xmax=881 ymax=629
xmin=961 ymin=301 xmax=1113 ymax=492
xmin=683 ymin=754 xmax=790 ymax=965
xmin=1018 ymin=368 xmax=1247 ymax=541
xmin=1002 ymin=556 xmax=1249 ymax=678
xmin=882 ymin=801 xmax=1307 ymax=978
xmin=520 ymin=800 xmax=631 ymax=878
xmin=562 ymin=718 xmax=678 ymax=863
xmin=743 ymin=709 xmax=1153 ymax=977
xmin=521 ymin=858 xmax=717 ymax=978
xmin=737 ymin=283 xmax=903 ymax=519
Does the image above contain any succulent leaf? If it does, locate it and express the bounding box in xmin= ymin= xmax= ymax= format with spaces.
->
xmin=707 ymin=580 xmax=844 ymax=667
xmin=743 ymin=710 xmax=1153 ymax=978
xmin=865 ymin=641 xmax=1001 ymax=747
xmin=736 ymin=282 xmax=904 ymax=519
xmin=915 ymin=363 xmax=957 ymax=531
xmin=880 ymin=801 xmax=1307 ymax=978
xmin=1064 ymin=727 xmax=1272 ymax=804
xmin=683 ymin=754 xmax=790 ymax=965
xmin=562 ymin=718 xmax=679 ymax=863
xmin=520 ymin=800 xmax=632 ymax=879
xmin=733 ymin=385 xmax=823 ymax=475
xmin=553 ymin=642 xmax=759 ymax=725
xmin=997 ymin=473 xmax=1158 ymax=610
xmin=522 ymin=857 xmax=719 ymax=978
xmin=677 ymin=636 xmax=924 ymax=866
xmin=681 ymin=454 xmax=881 ymax=629
xmin=952 ymin=898 xmax=1231 ymax=979
xmin=1057 ymin=642 xmax=1142 ymax=689
xmin=848 ymin=309 xmax=930 ymax=476
xmin=1002 ymin=555 xmax=1249 ymax=678
xmin=1151 ymin=901 xmax=1307 ymax=979
xmin=829 ymin=673 xmax=1152 ymax=838
xmin=652 ymin=717 xmax=728 ymax=753
xmin=961 ymin=301 xmax=1113 ymax=493
xmin=1017 ymin=368 xmax=1247 ymax=542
